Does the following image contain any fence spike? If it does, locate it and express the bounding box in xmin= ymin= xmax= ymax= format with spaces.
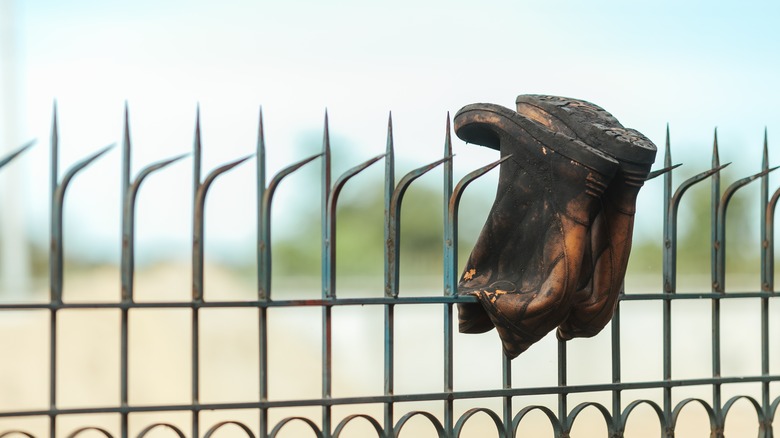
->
xmin=762 ymin=128 xmax=769 ymax=172
xmin=322 ymin=109 xmax=331 ymax=192
xmin=711 ymin=127 xmax=721 ymax=294
xmin=194 ymin=104 xmax=202 ymax=190
xmin=443 ymin=112 xmax=454 ymax=296
xmin=664 ymin=123 xmax=671 ymax=168
xmin=257 ymin=106 xmax=267 ymax=302
xmin=761 ymin=127 xmax=769 ymax=292
xmin=385 ymin=111 xmax=395 ymax=211
xmin=59 ymin=143 xmax=116 ymax=190
xmin=662 ymin=124 xmax=672 ymax=297
xmin=647 ymin=164 xmax=681 ymax=181
xmin=122 ymin=102 xmax=132 ymax=204
xmin=384 ymin=112 xmax=395 ymax=298
xmin=712 ymin=128 xmax=720 ymax=168
xmin=0 ymin=140 xmax=35 ymax=169
xmin=321 ymin=109 xmax=332 ymax=300
xmin=51 ymin=100 xmax=59 ymax=202
xmin=257 ymin=106 xmax=266 ymax=189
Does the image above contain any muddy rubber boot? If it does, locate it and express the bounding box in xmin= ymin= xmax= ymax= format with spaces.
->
xmin=454 ymin=103 xmax=618 ymax=358
xmin=515 ymin=95 xmax=657 ymax=340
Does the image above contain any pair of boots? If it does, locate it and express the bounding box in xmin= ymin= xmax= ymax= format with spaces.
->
xmin=455 ymin=95 xmax=657 ymax=359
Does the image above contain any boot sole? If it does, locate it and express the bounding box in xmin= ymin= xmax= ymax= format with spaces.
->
xmin=454 ymin=103 xmax=619 ymax=177
xmin=516 ymin=95 xmax=657 ymax=166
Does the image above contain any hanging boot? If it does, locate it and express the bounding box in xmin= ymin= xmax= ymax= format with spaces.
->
xmin=515 ymin=94 xmax=657 ymax=340
xmin=454 ymin=102 xmax=619 ymax=358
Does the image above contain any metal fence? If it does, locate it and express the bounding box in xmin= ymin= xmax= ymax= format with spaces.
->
xmin=0 ymin=105 xmax=778 ymax=437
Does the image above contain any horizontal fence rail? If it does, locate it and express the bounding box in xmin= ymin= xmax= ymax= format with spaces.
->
xmin=0 ymin=106 xmax=778 ymax=437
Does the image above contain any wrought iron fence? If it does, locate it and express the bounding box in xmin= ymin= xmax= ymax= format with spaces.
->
xmin=0 ymin=105 xmax=778 ymax=437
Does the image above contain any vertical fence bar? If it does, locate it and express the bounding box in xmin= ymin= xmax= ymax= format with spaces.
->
xmin=712 ymin=130 xmax=721 ymax=292
xmin=321 ymin=113 xmax=333 ymax=438
xmin=190 ymin=111 xmax=254 ymax=438
xmin=322 ymin=112 xmax=332 ymax=297
xmin=256 ymin=144 xmax=321 ymax=438
xmin=501 ymin=355 xmax=512 ymax=437
xmin=768 ymin=133 xmax=777 ymax=295
xmin=443 ymin=113 xmax=455 ymax=298
xmin=120 ymin=104 xmax=131 ymax=438
xmin=760 ymin=129 xmax=772 ymax=436
xmin=383 ymin=113 xmax=395 ymax=437
xmin=191 ymin=107 xmax=203 ymax=438
xmin=761 ymin=130 xmax=769 ymax=291
xmin=257 ymin=107 xmax=269 ymax=438
xmin=558 ymin=340 xmax=568 ymax=436
xmin=45 ymin=104 xmax=115 ymax=438
xmin=442 ymin=112 xmax=464 ymax=434
xmin=118 ymin=113 xmax=188 ymax=438
xmin=442 ymin=115 xmax=455 ymax=436
xmin=611 ymin=304 xmax=622 ymax=434
xmin=49 ymin=102 xmax=59 ymax=438
xmin=764 ymin=156 xmax=780 ymax=435
xmin=384 ymin=113 xmax=398 ymax=299
xmin=710 ymin=130 xmax=723 ymax=436
xmin=257 ymin=108 xmax=268 ymax=299
xmin=661 ymin=125 xmax=673 ymax=436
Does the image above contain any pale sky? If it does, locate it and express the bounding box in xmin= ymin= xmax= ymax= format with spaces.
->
xmin=3 ymin=0 xmax=780 ymax=264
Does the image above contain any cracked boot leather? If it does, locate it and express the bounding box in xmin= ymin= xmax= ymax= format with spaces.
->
xmin=515 ymin=95 xmax=657 ymax=340
xmin=454 ymin=102 xmax=618 ymax=358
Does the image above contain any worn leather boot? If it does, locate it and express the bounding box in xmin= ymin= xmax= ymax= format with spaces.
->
xmin=515 ymin=95 xmax=657 ymax=340
xmin=454 ymin=102 xmax=619 ymax=358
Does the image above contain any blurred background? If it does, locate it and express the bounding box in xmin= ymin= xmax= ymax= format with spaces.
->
xmin=1 ymin=0 xmax=779 ymax=436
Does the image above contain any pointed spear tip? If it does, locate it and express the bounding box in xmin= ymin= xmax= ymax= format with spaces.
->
xmin=385 ymin=112 xmax=394 ymax=152
xmin=256 ymin=107 xmax=265 ymax=155
xmin=322 ymin=109 xmax=331 ymax=153
xmin=712 ymin=127 xmax=720 ymax=150
xmin=664 ymin=124 xmax=670 ymax=149
xmin=762 ymin=129 xmax=769 ymax=166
